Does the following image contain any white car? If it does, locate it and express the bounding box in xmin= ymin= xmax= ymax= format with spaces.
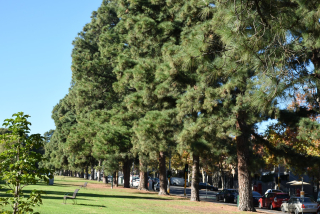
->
xmin=281 ymin=197 xmax=318 ymax=214
xmin=170 ymin=177 xmax=189 ymax=187
xmin=132 ymin=179 xmax=140 ymax=187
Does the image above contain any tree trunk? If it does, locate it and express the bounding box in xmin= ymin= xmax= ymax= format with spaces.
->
xmin=103 ymin=173 xmax=107 ymax=184
xmin=85 ymin=166 xmax=89 ymax=180
xmin=90 ymin=166 xmax=94 ymax=180
xmin=116 ymin=171 xmax=118 ymax=187
xmin=158 ymin=151 xmax=168 ymax=195
xmin=113 ymin=171 xmax=117 ymax=186
xmin=236 ymin=117 xmax=255 ymax=211
xmin=317 ymin=165 xmax=320 ymax=200
xmin=191 ymin=153 xmax=200 ymax=201
xmin=13 ymin=145 xmax=20 ymax=214
xmin=123 ymin=157 xmax=131 ymax=188
xmin=138 ymin=159 xmax=148 ymax=191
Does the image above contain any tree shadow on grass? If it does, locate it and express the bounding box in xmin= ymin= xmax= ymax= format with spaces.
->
xmin=21 ymin=189 xmax=172 ymax=201
xmin=35 ymin=183 xmax=83 ymax=188
xmin=77 ymin=203 xmax=106 ymax=208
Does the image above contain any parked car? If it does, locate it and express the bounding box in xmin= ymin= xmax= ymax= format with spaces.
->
xmin=198 ymin=183 xmax=218 ymax=191
xmin=252 ymin=191 xmax=263 ymax=207
xmin=234 ymin=191 xmax=262 ymax=206
xmin=154 ymin=182 xmax=160 ymax=191
xmin=264 ymin=189 xmax=283 ymax=195
xmin=216 ymin=189 xmax=238 ymax=203
xmin=281 ymin=197 xmax=318 ymax=214
xmin=258 ymin=192 xmax=290 ymax=210
xmin=171 ymin=177 xmax=189 ymax=187
xmin=132 ymin=179 xmax=140 ymax=187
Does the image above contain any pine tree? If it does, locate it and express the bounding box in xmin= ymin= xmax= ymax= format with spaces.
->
xmin=50 ymin=95 xmax=77 ymax=174
xmin=158 ymin=0 xmax=228 ymax=201
xmin=105 ymin=0 xmax=185 ymax=195
xmin=67 ymin=0 xmax=124 ymax=181
xmin=209 ymin=1 xmax=320 ymax=210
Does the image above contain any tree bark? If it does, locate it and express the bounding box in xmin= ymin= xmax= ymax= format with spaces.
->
xmin=191 ymin=153 xmax=200 ymax=201
xmin=116 ymin=171 xmax=118 ymax=187
xmin=90 ymin=166 xmax=94 ymax=180
xmin=158 ymin=151 xmax=168 ymax=195
xmin=317 ymin=165 xmax=320 ymax=200
xmin=113 ymin=171 xmax=117 ymax=186
xmin=85 ymin=166 xmax=89 ymax=180
xmin=123 ymin=157 xmax=131 ymax=188
xmin=236 ymin=117 xmax=255 ymax=211
xmin=13 ymin=144 xmax=20 ymax=214
xmin=102 ymin=172 xmax=107 ymax=184
xmin=138 ymin=159 xmax=148 ymax=191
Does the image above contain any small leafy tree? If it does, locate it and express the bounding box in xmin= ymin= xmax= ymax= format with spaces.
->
xmin=0 ymin=112 xmax=53 ymax=214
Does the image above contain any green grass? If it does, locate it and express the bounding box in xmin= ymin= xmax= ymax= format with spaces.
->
xmin=0 ymin=176 xmax=244 ymax=214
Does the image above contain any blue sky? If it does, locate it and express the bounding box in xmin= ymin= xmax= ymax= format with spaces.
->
xmin=0 ymin=0 xmax=102 ymax=134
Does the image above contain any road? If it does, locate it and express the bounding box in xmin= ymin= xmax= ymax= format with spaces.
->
xmin=161 ymin=186 xmax=283 ymax=214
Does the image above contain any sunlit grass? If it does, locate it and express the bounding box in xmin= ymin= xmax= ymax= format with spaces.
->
xmin=0 ymin=176 xmax=245 ymax=214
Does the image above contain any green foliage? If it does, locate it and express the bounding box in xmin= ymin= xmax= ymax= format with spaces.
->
xmin=0 ymin=112 xmax=53 ymax=214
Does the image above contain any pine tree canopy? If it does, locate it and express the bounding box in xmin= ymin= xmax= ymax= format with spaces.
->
xmin=42 ymin=0 xmax=320 ymax=210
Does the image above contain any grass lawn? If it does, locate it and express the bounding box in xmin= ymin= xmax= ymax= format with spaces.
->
xmin=1 ymin=176 xmax=250 ymax=214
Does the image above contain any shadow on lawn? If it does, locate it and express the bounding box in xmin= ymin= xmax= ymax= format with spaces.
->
xmin=21 ymin=190 xmax=171 ymax=201
xmin=77 ymin=203 xmax=106 ymax=208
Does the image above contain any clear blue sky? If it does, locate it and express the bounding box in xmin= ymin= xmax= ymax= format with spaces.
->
xmin=0 ymin=0 xmax=102 ymax=134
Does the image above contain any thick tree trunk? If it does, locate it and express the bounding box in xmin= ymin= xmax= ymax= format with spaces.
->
xmin=158 ymin=152 xmax=168 ymax=195
xmin=236 ymin=117 xmax=255 ymax=211
xmin=123 ymin=158 xmax=131 ymax=188
xmin=85 ymin=166 xmax=89 ymax=180
xmin=138 ymin=159 xmax=148 ymax=191
xmin=191 ymin=154 xmax=200 ymax=201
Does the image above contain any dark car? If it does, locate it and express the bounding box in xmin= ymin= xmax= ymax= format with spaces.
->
xmin=233 ymin=191 xmax=262 ymax=206
xmin=198 ymin=183 xmax=218 ymax=191
xmin=216 ymin=189 xmax=238 ymax=203
xmin=252 ymin=191 xmax=263 ymax=206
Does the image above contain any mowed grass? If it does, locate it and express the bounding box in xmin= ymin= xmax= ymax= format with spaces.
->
xmin=0 ymin=176 xmax=246 ymax=214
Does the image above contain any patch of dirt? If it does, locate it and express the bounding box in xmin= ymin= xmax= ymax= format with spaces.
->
xmin=166 ymin=201 xmax=269 ymax=213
